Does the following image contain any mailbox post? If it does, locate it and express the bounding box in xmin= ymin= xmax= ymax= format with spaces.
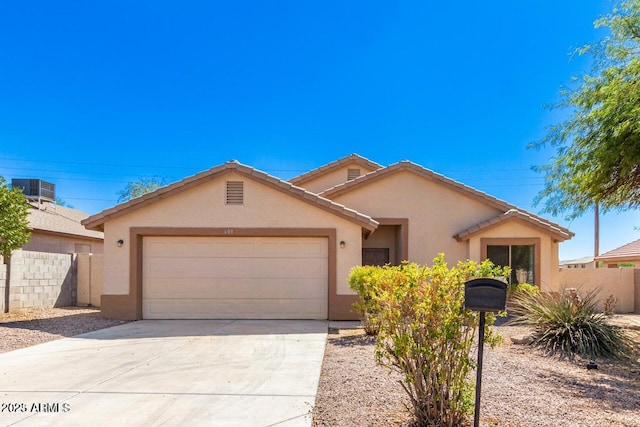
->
xmin=464 ymin=278 xmax=507 ymax=427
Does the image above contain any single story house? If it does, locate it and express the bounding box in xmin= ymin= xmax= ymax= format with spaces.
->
xmin=560 ymin=256 xmax=595 ymax=269
xmin=24 ymin=201 xmax=104 ymax=254
xmin=596 ymin=239 xmax=640 ymax=268
xmin=82 ymin=154 xmax=573 ymax=321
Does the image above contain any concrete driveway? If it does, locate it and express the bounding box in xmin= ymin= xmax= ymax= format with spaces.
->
xmin=0 ymin=320 xmax=328 ymax=427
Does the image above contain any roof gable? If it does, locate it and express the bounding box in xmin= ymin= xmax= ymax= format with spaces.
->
xmin=453 ymin=209 xmax=574 ymax=242
xmin=82 ymin=161 xmax=379 ymax=233
xmin=321 ymin=160 xmax=573 ymax=241
xmin=288 ymin=153 xmax=383 ymax=187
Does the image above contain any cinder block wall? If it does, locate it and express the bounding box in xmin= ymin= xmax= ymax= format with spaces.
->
xmin=7 ymin=250 xmax=76 ymax=310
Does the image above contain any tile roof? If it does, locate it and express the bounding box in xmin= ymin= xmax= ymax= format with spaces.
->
xmin=596 ymin=238 xmax=640 ymax=261
xmin=28 ymin=202 xmax=104 ymax=240
xmin=288 ymin=154 xmax=383 ymax=186
xmin=82 ymin=161 xmax=379 ymax=233
xmin=320 ymin=161 xmax=573 ymax=242
xmin=454 ymin=209 xmax=574 ymax=242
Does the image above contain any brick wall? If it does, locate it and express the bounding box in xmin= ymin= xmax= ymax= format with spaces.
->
xmin=6 ymin=250 xmax=76 ymax=311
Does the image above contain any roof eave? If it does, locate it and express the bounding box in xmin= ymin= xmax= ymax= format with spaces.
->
xmin=82 ymin=161 xmax=379 ymax=233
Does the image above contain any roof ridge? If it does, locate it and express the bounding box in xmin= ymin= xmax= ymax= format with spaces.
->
xmin=288 ymin=154 xmax=383 ymax=185
xmin=320 ymin=161 xmax=572 ymax=238
xmin=82 ymin=161 xmax=379 ymax=232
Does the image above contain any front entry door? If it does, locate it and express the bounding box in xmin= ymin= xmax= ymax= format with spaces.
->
xmin=362 ymin=248 xmax=390 ymax=266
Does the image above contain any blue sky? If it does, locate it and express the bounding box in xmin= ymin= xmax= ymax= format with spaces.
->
xmin=1 ymin=1 xmax=637 ymax=261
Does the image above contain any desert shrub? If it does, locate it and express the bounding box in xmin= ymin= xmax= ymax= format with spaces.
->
xmin=349 ymin=264 xmax=412 ymax=335
xmin=349 ymin=265 xmax=384 ymax=335
xmin=510 ymin=288 xmax=637 ymax=360
xmin=507 ymin=282 xmax=539 ymax=297
xmin=351 ymin=255 xmax=507 ymax=426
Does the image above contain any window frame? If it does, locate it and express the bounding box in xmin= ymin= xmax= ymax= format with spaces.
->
xmin=481 ymin=238 xmax=541 ymax=286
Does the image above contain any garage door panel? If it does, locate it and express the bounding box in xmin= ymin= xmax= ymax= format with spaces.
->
xmin=143 ymin=298 xmax=327 ymax=320
xmin=144 ymin=278 xmax=327 ymax=299
xmin=145 ymin=237 xmax=327 ymax=258
xmin=144 ymin=258 xmax=327 ymax=279
xmin=142 ymin=236 xmax=328 ymax=319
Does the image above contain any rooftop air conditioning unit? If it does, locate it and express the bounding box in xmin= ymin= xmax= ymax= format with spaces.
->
xmin=11 ymin=179 xmax=56 ymax=202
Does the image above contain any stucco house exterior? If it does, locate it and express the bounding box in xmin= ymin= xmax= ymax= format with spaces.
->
xmin=24 ymin=201 xmax=104 ymax=254
xmin=82 ymin=154 xmax=573 ymax=321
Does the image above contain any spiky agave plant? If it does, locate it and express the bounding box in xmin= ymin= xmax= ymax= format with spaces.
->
xmin=510 ymin=289 xmax=637 ymax=360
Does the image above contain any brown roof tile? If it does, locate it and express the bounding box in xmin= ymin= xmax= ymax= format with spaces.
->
xmin=82 ymin=161 xmax=379 ymax=233
xmin=453 ymin=209 xmax=573 ymax=242
xmin=320 ymin=161 xmax=573 ymax=241
xmin=288 ymin=153 xmax=383 ymax=186
xmin=596 ymin=238 xmax=640 ymax=261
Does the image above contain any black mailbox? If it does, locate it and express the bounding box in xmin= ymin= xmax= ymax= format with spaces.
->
xmin=464 ymin=278 xmax=507 ymax=312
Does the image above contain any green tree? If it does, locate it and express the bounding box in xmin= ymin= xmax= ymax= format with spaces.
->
xmin=117 ymin=177 xmax=167 ymax=203
xmin=0 ymin=176 xmax=31 ymax=313
xmin=532 ymin=0 xmax=640 ymax=219
xmin=55 ymin=197 xmax=74 ymax=208
xmin=0 ymin=177 xmax=31 ymax=258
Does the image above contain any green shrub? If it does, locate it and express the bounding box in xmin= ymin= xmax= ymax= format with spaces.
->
xmin=507 ymin=282 xmax=539 ymax=297
xmin=349 ymin=265 xmax=384 ymax=335
xmin=510 ymin=289 xmax=637 ymax=360
xmin=349 ymin=264 xmax=412 ymax=335
xmin=349 ymin=255 xmax=507 ymax=426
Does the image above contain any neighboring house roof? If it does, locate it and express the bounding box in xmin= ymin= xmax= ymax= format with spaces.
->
xmin=596 ymin=238 xmax=640 ymax=262
xmin=28 ymin=202 xmax=104 ymax=240
xmin=560 ymin=256 xmax=595 ymax=266
xmin=82 ymin=161 xmax=379 ymax=233
xmin=288 ymin=153 xmax=383 ymax=187
xmin=454 ymin=209 xmax=573 ymax=242
xmin=320 ymin=160 xmax=573 ymax=241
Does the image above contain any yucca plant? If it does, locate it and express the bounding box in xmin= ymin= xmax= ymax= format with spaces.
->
xmin=510 ymin=289 xmax=637 ymax=360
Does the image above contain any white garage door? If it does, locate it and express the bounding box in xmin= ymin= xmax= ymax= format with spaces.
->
xmin=142 ymin=236 xmax=328 ymax=319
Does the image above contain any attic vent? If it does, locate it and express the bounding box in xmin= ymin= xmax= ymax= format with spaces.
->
xmin=226 ymin=181 xmax=244 ymax=205
xmin=347 ymin=168 xmax=361 ymax=181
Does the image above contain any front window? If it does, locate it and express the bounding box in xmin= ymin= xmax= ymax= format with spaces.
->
xmin=486 ymin=244 xmax=535 ymax=285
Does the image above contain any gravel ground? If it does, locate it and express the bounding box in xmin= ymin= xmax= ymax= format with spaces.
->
xmin=2 ymin=308 xmax=638 ymax=426
xmin=0 ymin=307 xmax=129 ymax=353
xmin=313 ymin=324 xmax=640 ymax=427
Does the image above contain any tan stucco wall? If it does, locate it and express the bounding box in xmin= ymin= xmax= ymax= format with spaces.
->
xmin=23 ymin=232 xmax=104 ymax=254
xmin=103 ymin=171 xmax=363 ymax=297
xmin=332 ymin=171 xmax=501 ymax=265
xmin=77 ymin=253 xmax=104 ymax=307
xmin=298 ymin=164 xmax=379 ymax=194
xmin=469 ymin=221 xmax=559 ymax=291
xmin=558 ymin=268 xmax=636 ymax=313
xmin=599 ymin=257 xmax=640 ymax=268
xmin=363 ymin=225 xmax=398 ymax=264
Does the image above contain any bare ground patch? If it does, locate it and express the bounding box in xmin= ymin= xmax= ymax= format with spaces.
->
xmin=0 ymin=307 xmax=130 ymax=353
xmin=313 ymin=325 xmax=640 ymax=427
